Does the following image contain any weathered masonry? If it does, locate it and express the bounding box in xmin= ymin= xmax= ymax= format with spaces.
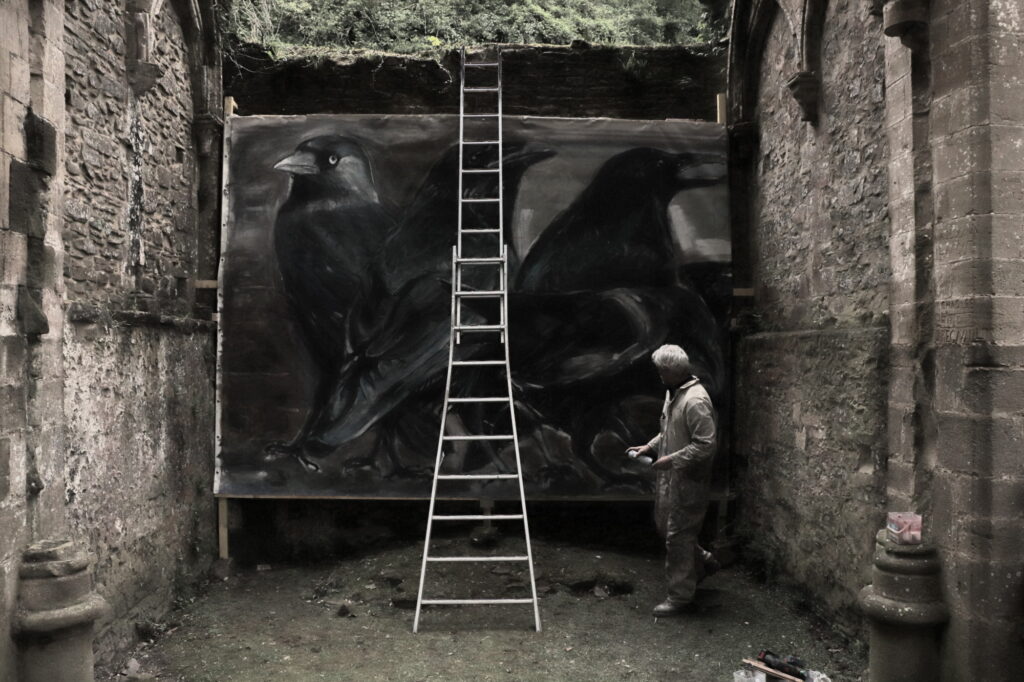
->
xmin=0 ymin=0 xmax=221 ymax=676
xmin=729 ymin=0 xmax=1024 ymax=678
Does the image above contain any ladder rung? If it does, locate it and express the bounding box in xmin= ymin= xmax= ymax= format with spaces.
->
xmin=436 ymin=474 xmax=520 ymax=480
xmin=462 ymin=198 xmax=500 ymax=203
xmin=426 ymin=556 xmax=528 ymax=562
xmin=432 ymin=514 xmax=524 ymax=521
xmin=455 ymin=289 xmax=504 ymax=296
xmin=464 ymin=62 xmax=500 ymax=68
xmin=420 ymin=599 xmax=534 ymax=605
xmin=454 ymin=325 xmax=504 ymax=332
xmin=462 ymin=168 xmax=500 ymax=173
xmin=463 ymin=87 xmax=500 ymax=92
xmin=456 ymin=257 xmax=503 ymax=263
xmin=463 ymin=114 xmax=499 ymax=118
xmin=448 ymin=397 xmax=508 ymax=403
xmin=463 ymin=140 xmax=500 ymax=145
xmin=442 ymin=435 xmax=514 ymax=441
xmin=460 ymin=229 xmax=501 ymax=235
xmin=452 ymin=360 xmax=505 ymax=366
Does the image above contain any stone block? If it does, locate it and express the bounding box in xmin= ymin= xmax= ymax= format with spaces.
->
xmin=992 ymin=170 xmax=1024 ymax=216
xmin=991 ymin=36 xmax=1024 ymax=126
xmin=1 ymin=230 xmax=27 ymax=286
xmin=0 ymin=335 xmax=26 ymax=379
xmin=8 ymin=158 xmax=46 ymax=237
xmin=2 ymin=96 xmax=27 ymax=160
xmin=953 ymin=366 xmax=1024 ymax=415
xmin=24 ymin=110 xmax=58 ymax=176
xmin=934 ymin=172 xmax=992 ymax=223
xmin=935 ymin=412 xmax=1024 ymax=478
xmin=947 ymin=555 xmax=1024 ymax=620
xmin=932 ymin=125 xmax=989 ymax=185
xmin=935 ymin=214 xmax=1024 ymax=264
xmin=9 ymin=54 xmax=30 ymax=106
xmin=931 ymin=86 xmax=988 ymax=137
xmin=991 ymin=125 xmax=1024 ymax=173
xmin=932 ymin=34 xmax=986 ymax=99
xmin=991 ymin=0 xmax=1024 ymax=33
xmin=955 ymin=516 xmax=1024 ymax=565
xmin=936 ymin=258 xmax=1024 ymax=299
xmin=0 ymin=384 xmax=26 ymax=431
xmin=0 ymin=437 xmax=8 ymax=499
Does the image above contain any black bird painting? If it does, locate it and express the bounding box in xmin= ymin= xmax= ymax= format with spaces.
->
xmin=286 ymin=143 xmax=555 ymax=477
xmin=515 ymin=148 xmax=725 ymax=293
xmin=265 ymin=135 xmax=392 ymax=471
xmin=505 ymin=147 xmax=728 ymax=489
xmin=217 ymin=114 xmax=731 ymax=499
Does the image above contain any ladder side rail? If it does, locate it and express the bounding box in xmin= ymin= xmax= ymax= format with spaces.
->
xmin=497 ymin=50 xmax=505 ymax=342
xmin=497 ymin=51 xmax=504 ymax=251
xmin=503 ymin=242 xmax=542 ymax=632
xmin=457 ymin=47 xmax=466 ymax=259
xmin=413 ymin=246 xmax=460 ymax=633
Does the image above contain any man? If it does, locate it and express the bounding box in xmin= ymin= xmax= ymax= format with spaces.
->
xmin=628 ymin=344 xmax=717 ymax=616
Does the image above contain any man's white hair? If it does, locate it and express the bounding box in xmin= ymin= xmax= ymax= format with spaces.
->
xmin=651 ymin=344 xmax=690 ymax=374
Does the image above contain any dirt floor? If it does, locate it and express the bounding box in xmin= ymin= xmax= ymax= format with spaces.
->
xmin=101 ymin=530 xmax=867 ymax=682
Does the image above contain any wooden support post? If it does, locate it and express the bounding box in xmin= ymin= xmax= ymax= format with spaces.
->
xmin=716 ymin=93 xmax=727 ymax=124
xmin=218 ymin=497 xmax=229 ymax=560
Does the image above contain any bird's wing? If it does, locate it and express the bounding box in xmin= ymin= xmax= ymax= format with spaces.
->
xmin=508 ymin=285 xmax=723 ymax=395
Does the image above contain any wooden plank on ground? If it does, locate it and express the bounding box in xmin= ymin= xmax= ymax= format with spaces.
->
xmin=741 ymin=659 xmax=804 ymax=682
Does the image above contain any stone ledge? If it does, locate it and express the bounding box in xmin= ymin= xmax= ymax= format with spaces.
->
xmin=67 ymin=302 xmax=216 ymax=333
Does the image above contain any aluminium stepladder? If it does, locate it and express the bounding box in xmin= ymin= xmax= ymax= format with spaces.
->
xmin=413 ymin=47 xmax=542 ymax=633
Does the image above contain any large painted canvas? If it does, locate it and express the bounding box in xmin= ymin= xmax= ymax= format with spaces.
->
xmin=216 ymin=114 xmax=729 ymax=499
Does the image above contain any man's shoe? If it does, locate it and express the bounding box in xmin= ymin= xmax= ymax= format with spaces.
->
xmin=703 ymin=552 xmax=721 ymax=578
xmin=652 ymin=600 xmax=691 ymax=617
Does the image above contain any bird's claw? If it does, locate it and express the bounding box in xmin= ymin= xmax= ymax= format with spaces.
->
xmin=263 ymin=440 xmax=322 ymax=473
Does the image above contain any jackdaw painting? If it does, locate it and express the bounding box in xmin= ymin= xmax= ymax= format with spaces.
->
xmin=217 ymin=115 xmax=729 ymax=499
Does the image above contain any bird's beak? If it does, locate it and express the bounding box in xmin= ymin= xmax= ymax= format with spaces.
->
xmin=273 ymin=150 xmax=318 ymax=175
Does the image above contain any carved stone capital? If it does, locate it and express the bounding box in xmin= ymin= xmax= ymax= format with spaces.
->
xmin=786 ymin=71 xmax=820 ymax=124
xmin=884 ymin=0 xmax=929 ymax=49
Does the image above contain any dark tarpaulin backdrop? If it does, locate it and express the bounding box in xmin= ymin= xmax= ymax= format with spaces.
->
xmin=216 ymin=114 xmax=729 ymax=499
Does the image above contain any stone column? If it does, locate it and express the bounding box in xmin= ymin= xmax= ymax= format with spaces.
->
xmin=859 ymin=529 xmax=947 ymax=682
xmin=15 ymin=540 xmax=108 ymax=682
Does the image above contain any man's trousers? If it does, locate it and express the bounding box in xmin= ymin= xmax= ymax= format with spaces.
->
xmin=654 ymin=464 xmax=712 ymax=605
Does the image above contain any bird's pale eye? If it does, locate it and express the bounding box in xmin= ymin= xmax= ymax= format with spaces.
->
xmin=328 ymin=154 xmax=340 ymax=166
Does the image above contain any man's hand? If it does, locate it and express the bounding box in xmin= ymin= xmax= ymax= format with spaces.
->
xmin=626 ymin=444 xmax=651 ymax=458
xmin=652 ymin=456 xmax=673 ymax=471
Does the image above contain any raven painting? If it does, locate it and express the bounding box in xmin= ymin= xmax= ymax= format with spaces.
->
xmin=265 ymin=135 xmax=392 ymax=471
xmin=219 ymin=116 xmax=730 ymax=498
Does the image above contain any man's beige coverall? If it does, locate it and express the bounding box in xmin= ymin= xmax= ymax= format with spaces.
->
xmin=646 ymin=376 xmax=717 ymax=605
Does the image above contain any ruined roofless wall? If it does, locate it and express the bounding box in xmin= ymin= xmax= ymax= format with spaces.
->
xmin=0 ymin=0 xmax=221 ymax=676
xmin=61 ymin=0 xmax=218 ymax=667
xmin=224 ymin=43 xmax=725 ymax=119
xmin=730 ymin=1 xmax=890 ymax=635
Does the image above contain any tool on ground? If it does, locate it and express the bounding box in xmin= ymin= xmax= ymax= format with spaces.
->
xmin=757 ymin=651 xmax=807 ymax=680
xmin=413 ymin=47 xmax=542 ymax=634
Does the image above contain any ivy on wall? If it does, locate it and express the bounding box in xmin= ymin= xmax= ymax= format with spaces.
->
xmin=225 ymin=0 xmax=723 ymax=57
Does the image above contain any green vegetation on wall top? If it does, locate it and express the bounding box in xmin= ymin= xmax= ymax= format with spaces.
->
xmin=225 ymin=0 xmax=725 ymax=58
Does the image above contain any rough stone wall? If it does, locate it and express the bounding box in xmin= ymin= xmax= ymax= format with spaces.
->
xmin=0 ymin=6 xmax=35 ymax=679
xmin=921 ymin=0 xmax=1024 ymax=677
xmin=0 ymin=0 xmax=67 ymax=679
xmin=225 ymin=43 xmax=725 ymax=119
xmin=0 ymin=0 xmax=221 ymax=676
xmin=65 ymin=2 xmax=197 ymax=313
xmin=61 ymin=0 xmax=217 ymax=665
xmin=734 ymin=2 xmax=889 ymax=630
